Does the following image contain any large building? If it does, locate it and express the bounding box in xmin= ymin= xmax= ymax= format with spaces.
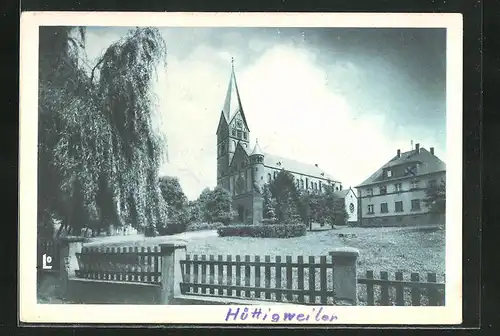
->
xmin=216 ymin=61 xmax=343 ymax=224
xmin=355 ymin=143 xmax=446 ymax=227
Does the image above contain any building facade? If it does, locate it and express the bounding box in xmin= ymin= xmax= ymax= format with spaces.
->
xmin=355 ymin=143 xmax=446 ymax=227
xmin=333 ymin=188 xmax=358 ymax=224
xmin=216 ymin=61 xmax=343 ymax=224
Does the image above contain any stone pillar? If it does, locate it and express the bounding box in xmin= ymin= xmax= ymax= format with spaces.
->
xmin=58 ymin=236 xmax=86 ymax=296
xmin=329 ymin=247 xmax=360 ymax=305
xmin=252 ymin=193 xmax=264 ymax=225
xmin=160 ymin=241 xmax=188 ymax=304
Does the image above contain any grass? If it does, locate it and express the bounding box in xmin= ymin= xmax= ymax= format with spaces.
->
xmin=185 ymin=226 xmax=445 ymax=277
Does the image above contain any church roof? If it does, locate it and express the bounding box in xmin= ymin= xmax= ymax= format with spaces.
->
xmin=250 ymin=139 xmax=264 ymax=156
xmin=356 ymin=146 xmax=446 ymax=188
xmin=221 ymin=60 xmax=249 ymax=130
xmin=263 ymin=153 xmax=339 ymax=182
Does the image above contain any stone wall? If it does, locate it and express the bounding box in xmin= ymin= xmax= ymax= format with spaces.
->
xmin=67 ymin=279 xmax=161 ymax=304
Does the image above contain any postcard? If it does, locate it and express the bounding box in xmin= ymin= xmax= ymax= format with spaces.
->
xmin=19 ymin=11 xmax=463 ymax=325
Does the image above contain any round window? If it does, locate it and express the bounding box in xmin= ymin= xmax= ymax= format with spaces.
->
xmin=349 ymin=203 xmax=355 ymax=213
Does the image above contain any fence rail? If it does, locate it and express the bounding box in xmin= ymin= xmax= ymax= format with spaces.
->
xmin=357 ymin=270 xmax=445 ymax=306
xmin=179 ymin=254 xmax=335 ymax=305
xmin=75 ymin=246 xmax=162 ymax=284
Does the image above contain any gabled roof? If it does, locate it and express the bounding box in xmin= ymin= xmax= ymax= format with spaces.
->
xmin=333 ymin=187 xmax=357 ymax=199
xmin=356 ymin=147 xmax=446 ymax=188
xmin=263 ymin=152 xmax=339 ymax=182
xmin=215 ymin=111 xmax=228 ymax=135
xmin=229 ymin=141 xmax=250 ymax=167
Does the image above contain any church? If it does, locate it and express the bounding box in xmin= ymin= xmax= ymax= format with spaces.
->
xmin=216 ymin=60 xmax=343 ymax=224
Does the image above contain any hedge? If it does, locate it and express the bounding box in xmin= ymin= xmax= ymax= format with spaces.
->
xmin=217 ymin=224 xmax=307 ymax=238
xmin=186 ymin=222 xmax=224 ymax=232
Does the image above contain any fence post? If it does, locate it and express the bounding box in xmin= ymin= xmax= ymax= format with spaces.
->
xmin=160 ymin=241 xmax=188 ymax=305
xmin=329 ymin=247 xmax=360 ymax=306
xmin=58 ymin=236 xmax=86 ymax=297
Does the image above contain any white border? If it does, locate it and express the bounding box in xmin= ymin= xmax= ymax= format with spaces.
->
xmin=19 ymin=12 xmax=463 ymax=325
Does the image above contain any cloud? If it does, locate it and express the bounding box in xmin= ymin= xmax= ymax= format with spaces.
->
xmin=84 ymin=27 xmax=446 ymax=200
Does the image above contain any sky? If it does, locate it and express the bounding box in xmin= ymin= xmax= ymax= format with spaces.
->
xmin=83 ymin=26 xmax=447 ymax=200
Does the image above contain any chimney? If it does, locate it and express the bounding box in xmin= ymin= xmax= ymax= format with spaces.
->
xmin=397 ymin=149 xmax=401 ymax=158
xmin=315 ymin=163 xmax=318 ymax=167
xmin=415 ymin=143 xmax=420 ymax=153
xmin=430 ymin=147 xmax=435 ymax=155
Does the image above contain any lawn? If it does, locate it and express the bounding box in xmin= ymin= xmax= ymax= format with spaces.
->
xmin=184 ymin=226 xmax=445 ymax=278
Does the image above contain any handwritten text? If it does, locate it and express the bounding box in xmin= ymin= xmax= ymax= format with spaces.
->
xmin=224 ymin=307 xmax=338 ymax=323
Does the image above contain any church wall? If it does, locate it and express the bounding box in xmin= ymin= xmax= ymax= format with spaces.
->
xmin=262 ymin=166 xmax=338 ymax=193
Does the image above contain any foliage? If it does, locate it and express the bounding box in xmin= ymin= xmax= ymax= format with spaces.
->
xmin=423 ymin=178 xmax=446 ymax=215
xmin=197 ymin=187 xmax=235 ymax=224
xmin=262 ymin=184 xmax=278 ymax=222
xmin=217 ymin=224 xmax=307 ymax=238
xmin=300 ymin=185 xmax=348 ymax=227
xmin=268 ymin=170 xmax=301 ymax=224
xmin=158 ymin=176 xmax=189 ymax=235
xmin=185 ymin=222 xmax=225 ymax=232
xmin=187 ymin=200 xmax=203 ymax=223
xmin=38 ymin=27 xmax=168 ymax=238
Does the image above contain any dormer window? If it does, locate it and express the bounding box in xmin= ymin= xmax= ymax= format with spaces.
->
xmin=386 ymin=170 xmax=392 ymax=178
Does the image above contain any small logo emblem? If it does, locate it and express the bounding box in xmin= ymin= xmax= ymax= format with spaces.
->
xmin=42 ymin=254 xmax=53 ymax=269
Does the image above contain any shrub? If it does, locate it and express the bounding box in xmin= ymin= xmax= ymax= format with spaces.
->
xmin=186 ymin=222 xmax=224 ymax=232
xmin=261 ymin=218 xmax=278 ymax=225
xmin=217 ymin=224 xmax=306 ymax=238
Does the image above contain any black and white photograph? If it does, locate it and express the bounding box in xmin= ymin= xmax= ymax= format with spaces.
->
xmin=20 ymin=12 xmax=463 ymax=324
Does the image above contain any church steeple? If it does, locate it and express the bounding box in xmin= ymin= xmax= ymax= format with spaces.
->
xmin=221 ymin=58 xmax=247 ymax=130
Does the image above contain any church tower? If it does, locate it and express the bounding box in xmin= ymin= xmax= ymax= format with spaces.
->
xmin=216 ymin=59 xmax=250 ymax=191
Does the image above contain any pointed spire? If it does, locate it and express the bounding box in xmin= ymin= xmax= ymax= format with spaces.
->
xmin=251 ymin=138 xmax=264 ymax=156
xmin=222 ymin=57 xmax=244 ymax=122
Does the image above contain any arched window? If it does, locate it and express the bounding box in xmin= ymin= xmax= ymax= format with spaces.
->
xmin=305 ymin=178 xmax=309 ymax=190
xmin=267 ymin=173 xmax=271 ymax=182
xmin=340 ymin=185 xmax=343 ymax=190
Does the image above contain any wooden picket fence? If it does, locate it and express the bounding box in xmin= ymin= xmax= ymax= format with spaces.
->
xmin=357 ymin=270 xmax=445 ymax=306
xmin=179 ymin=254 xmax=336 ymax=305
xmin=75 ymin=246 xmax=162 ymax=284
xmin=70 ymin=248 xmax=445 ymax=306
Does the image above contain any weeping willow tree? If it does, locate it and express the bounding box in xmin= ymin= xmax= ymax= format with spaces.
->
xmin=38 ymin=26 xmax=168 ymax=238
